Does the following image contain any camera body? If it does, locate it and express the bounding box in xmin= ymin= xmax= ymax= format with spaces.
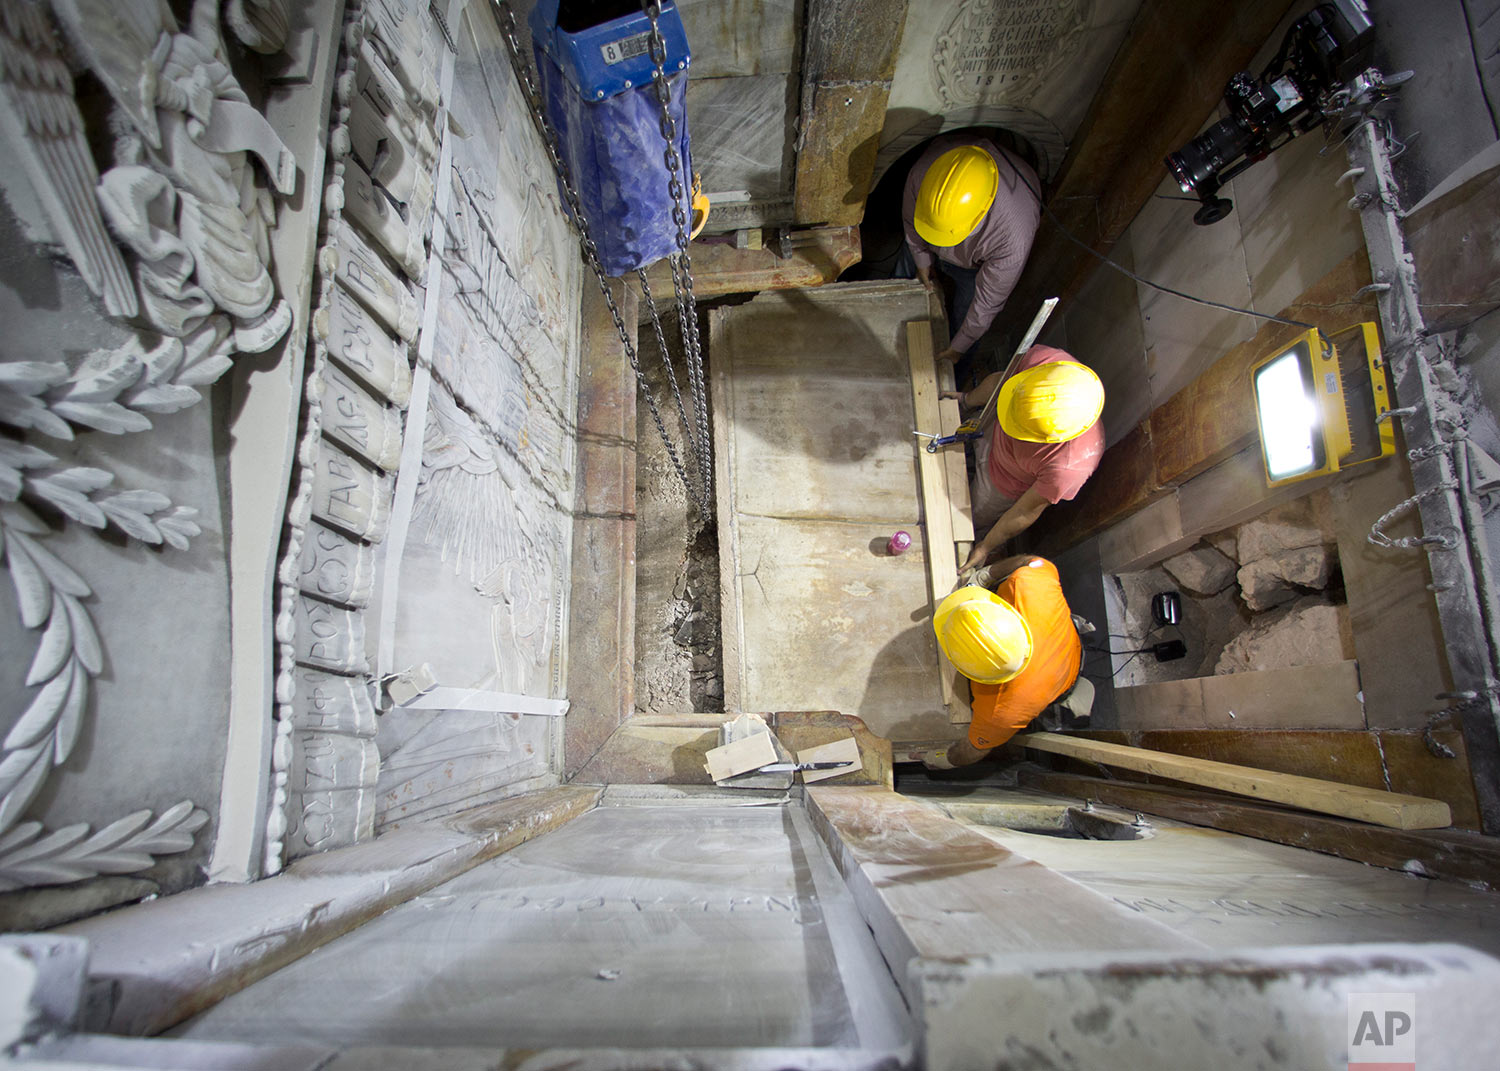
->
xmin=1166 ymin=1 xmax=1374 ymax=225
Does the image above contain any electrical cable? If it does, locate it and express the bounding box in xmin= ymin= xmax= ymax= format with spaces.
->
xmin=999 ymin=149 xmax=1324 ymax=337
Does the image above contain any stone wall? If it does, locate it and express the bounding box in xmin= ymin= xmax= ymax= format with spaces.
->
xmin=0 ymin=0 xmax=585 ymax=924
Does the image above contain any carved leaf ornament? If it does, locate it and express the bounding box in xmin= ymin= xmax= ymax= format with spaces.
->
xmin=0 ymin=0 xmax=297 ymax=890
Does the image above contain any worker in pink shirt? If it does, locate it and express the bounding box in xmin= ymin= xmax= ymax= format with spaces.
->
xmin=945 ymin=344 xmax=1105 ymax=575
xmin=900 ymin=135 xmax=1041 ymax=366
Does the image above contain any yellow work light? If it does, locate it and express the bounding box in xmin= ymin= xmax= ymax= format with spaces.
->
xmin=1250 ymin=322 xmax=1395 ymax=487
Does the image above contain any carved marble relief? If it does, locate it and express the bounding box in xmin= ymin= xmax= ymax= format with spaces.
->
xmin=372 ymin=5 xmax=583 ymax=830
xmin=270 ymin=0 xmax=446 ymax=870
xmin=0 ymin=0 xmax=297 ymax=893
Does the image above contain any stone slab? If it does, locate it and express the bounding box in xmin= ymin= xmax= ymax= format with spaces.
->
xmin=722 ymin=516 xmax=951 ymax=742
xmin=58 ymin=787 xmax=601 ymax=1037
xmin=914 ymin=944 xmax=1500 ymax=1071
xmin=172 ymin=801 xmax=910 ymax=1053
xmin=688 ymin=74 xmax=796 ymax=201
xmin=1112 ymin=661 xmax=1366 ymax=731
xmin=711 ymin=284 xmax=927 ymax=523
xmin=804 ymin=785 xmax=1201 ymax=1004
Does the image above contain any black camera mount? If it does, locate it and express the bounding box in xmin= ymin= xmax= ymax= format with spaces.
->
xmin=1165 ymin=0 xmax=1375 ymax=225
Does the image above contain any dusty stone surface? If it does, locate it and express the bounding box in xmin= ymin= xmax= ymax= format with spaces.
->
xmin=1204 ymin=527 xmax=1238 ymax=563
xmin=1237 ymin=544 xmax=1337 ymax=611
xmin=1234 ymin=496 xmax=1335 ymax=563
xmin=1215 ymin=597 xmax=1350 ymax=674
xmin=633 ymin=306 xmax=723 ymax=713
xmin=1161 ymin=544 xmax=1238 ymax=596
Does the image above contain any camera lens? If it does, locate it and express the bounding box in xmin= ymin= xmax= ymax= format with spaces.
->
xmin=1165 ymin=117 xmax=1258 ymax=195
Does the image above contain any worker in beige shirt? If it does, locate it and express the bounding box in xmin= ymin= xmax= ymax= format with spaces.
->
xmin=900 ymin=135 xmax=1041 ymax=366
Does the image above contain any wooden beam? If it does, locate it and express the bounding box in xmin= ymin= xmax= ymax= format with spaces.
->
xmin=1017 ymin=731 xmax=1453 ymax=829
xmin=1019 ymin=768 xmax=1500 ymax=889
xmin=998 ymin=0 xmax=1298 ymax=335
xmin=642 ymin=227 xmax=860 ymax=297
xmin=908 ymin=320 xmax=965 ymax=717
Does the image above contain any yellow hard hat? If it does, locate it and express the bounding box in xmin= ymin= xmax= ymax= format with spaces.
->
xmin=914 ymin=146 xmax=999 ymax=247
xmin=933 ymin=585 xmax=1034 ymax=685
xmin=997 ymin=360 xmax=1105 ymax=443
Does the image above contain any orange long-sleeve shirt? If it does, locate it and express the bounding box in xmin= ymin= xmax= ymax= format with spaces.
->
xmin=968 ymin=557 xmax=1081 ymax=750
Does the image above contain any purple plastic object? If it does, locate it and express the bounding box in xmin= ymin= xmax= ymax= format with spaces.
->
xmin=887 ymin=530 xmax=912 ymax=556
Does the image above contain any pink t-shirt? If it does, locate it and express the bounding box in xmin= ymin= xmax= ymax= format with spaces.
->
xmin=985 ymin=346 xmax=1104 ymax=504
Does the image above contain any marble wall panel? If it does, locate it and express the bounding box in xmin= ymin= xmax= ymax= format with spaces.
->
xmin=344 ymin=157 xmax=427 ymax=280
xmin=876 ymin=0 xmax=1142 ymax=183
xmin=295 ymin=596 xmax=371 ymax=676
xmin=678 ymin=0 xmax=802 ymax=77
xmin=1058 ymin=232 xmax=1151 ymax=448
xmin=290 ymin=667 xmax=378 ymax=737
xmin=687 ymin=74 xmax=798 ymax=200
xmin=1130 ymin=172 xmax=1257 ymax=410
xmin=330 ymin=221 xmax=421 ymax=342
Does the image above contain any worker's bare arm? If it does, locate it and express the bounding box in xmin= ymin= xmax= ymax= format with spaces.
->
xmin=945 ymin=370 xmax=1004 ymax=410
xmin=959 ymin=487 xmax=1049 ymax=576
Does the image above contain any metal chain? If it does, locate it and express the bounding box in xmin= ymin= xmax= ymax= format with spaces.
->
xmin=643 ymin=1 xmax=714 ymax=505
xmin=636 ymin=268 xmax=702 ymax=493
xmin=490 ymin=0 xmax=710 ymax=515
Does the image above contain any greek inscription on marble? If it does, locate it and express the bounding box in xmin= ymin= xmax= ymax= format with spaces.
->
xmin=291 ymin=666 xmax=378 ymax=735
xmin=321 ymin=363 xmax=403 ymax=472
xmin=311 ymin=444 xmax=392 ymax=542
xmin=298 ymin=520 xmax=376 ymax=608
xmin=332 ymin=221 xmax=419 ymax=341
xmin=932 ymin=0 xmax=1088 ymax=108
xmin=294 ymin=594 xmax=370 ymax=675
xmin=326 ymin=282 xmax=412 ymax=406
xmin=288 ymin=783 xmax=376 ymax=854
xmin=345 ymin=157 xmax=424 ymax=280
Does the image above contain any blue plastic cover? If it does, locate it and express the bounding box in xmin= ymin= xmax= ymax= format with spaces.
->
xmin=529 ymin=0 xmax=691 ymax=101
xmin=533 ymin=39 xmax=693 ymax=277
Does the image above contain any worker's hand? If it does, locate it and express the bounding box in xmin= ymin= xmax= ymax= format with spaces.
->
xmin=939 ymin=389 xmax=966 ymax=403
xmin=959 ymin=543 xmax=989 ymax=577
xmin=937 ymin=347 xmax=960 ymax=365
xmin=920 ymin=748 xmax=956 ymax=771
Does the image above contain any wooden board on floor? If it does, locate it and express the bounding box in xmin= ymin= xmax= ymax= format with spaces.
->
xmin=1017 ymin=731 xmax=1452 ymax=829
xmin=907 ymin=320 xmax=963 ymax=716
xmin=1019 ymin=768 xmax=1500 ymax=889
xmin=1112 ymin=661 xmax=1366 ymax=730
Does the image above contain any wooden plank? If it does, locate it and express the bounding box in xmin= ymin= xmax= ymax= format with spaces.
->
xmin=1019 ymin=768 xmax=1500 ymax=889
xmin=938 ymin=397 xmax=974 ymax=542
xmin=1017 ymin=731 xmax=1453 ymax=829
xmin=908 ymin=320 xmax=969 ymax=720
xmin=641 ymin=227 xmax=860 ymax=298
xmin=797 ymin=736 xmax=863 ymax=784
xmin=704 ymin=730 xmax=779 ymax=782
xmin=1112 ymin=661 xmax=1366 ymax=730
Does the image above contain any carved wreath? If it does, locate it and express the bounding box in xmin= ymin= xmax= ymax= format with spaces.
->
xmin=0 ymin=0 xmax=296 ymax=890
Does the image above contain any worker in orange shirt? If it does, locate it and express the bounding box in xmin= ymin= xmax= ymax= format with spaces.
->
xmin=924 ymin=555 xmax=1091 ymax=768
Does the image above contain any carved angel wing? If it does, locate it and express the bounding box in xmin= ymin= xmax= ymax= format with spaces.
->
xmin=0 ymin=0 xmax=137 ymax=318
